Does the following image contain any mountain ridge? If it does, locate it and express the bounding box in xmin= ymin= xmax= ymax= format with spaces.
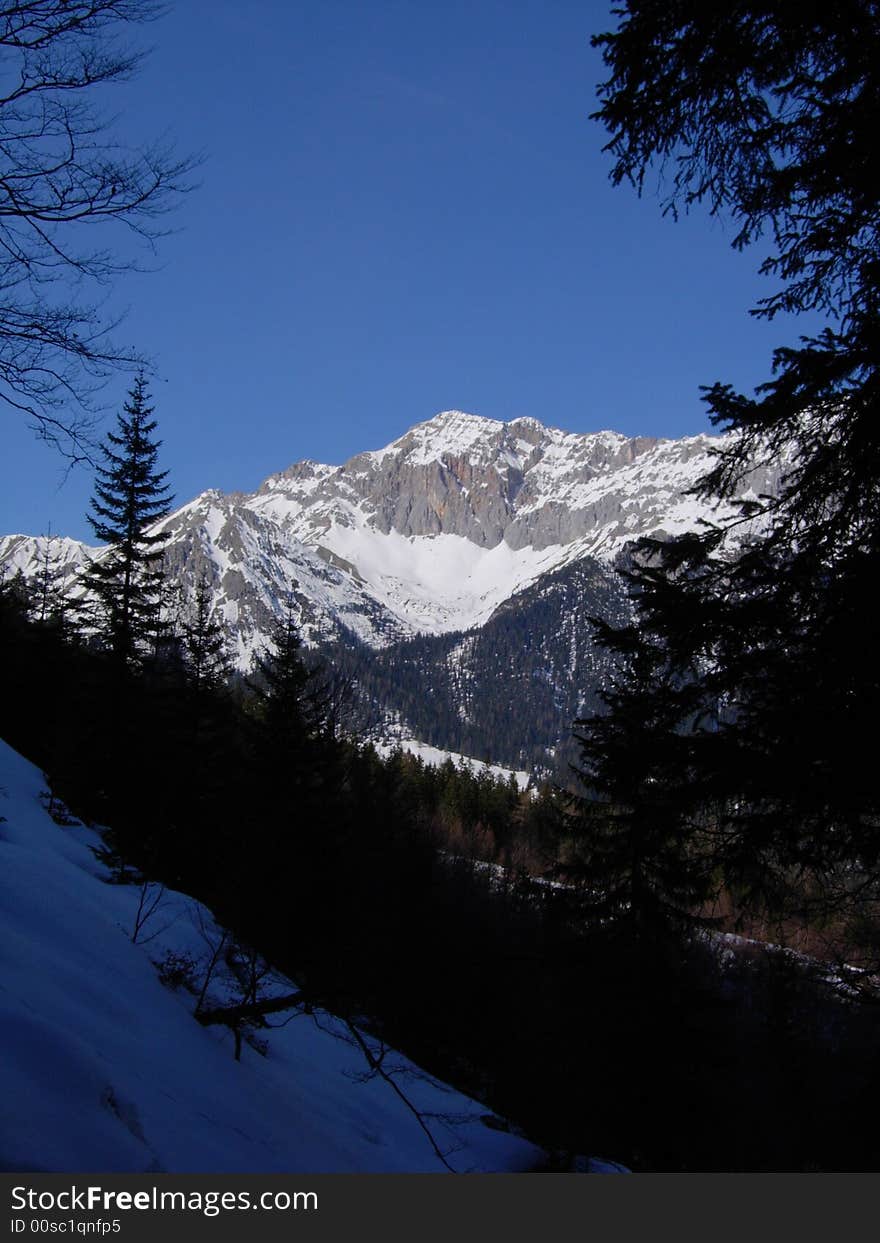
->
xmin=0 ymin=408 xmax=778 ymax=656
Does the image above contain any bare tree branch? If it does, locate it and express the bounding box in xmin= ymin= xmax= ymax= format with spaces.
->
xmin=0 ymin=1 xmax=199 ymax=449
xmin=341 ymin=1019 xmax=460 ymax=1173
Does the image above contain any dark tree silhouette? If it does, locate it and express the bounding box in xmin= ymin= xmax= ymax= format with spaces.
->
xmin=592 ymin=2 xmax=880 ymax=546
xmin=572 ymin=607 xmax=723 ymax=941
xmin=578 ymin=2 xmax=880 ymax=925
xmin=181 ymin=573 xmax=231 ymax=697
xmin=83 ymin=375 xmax=173 ymax=668
xmin=249 ymin=597 xmax=316 ymax=767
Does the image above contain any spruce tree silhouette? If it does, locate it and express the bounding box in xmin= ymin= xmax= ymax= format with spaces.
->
xmin=84 ymin=375 xmax=173 ymax=669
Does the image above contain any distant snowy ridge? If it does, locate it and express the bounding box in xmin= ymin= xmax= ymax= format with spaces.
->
xmin=0 ymin=532 xmax=98 ymax=577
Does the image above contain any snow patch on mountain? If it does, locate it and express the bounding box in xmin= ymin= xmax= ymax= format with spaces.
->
xmin=298 ymin=523 xmax=589 ymax=634
xmin=372 ymin=737 xmax=530 ymax=791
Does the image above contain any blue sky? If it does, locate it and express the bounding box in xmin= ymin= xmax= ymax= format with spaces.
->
xmin=1 ymin=0 xmax=823 ymax=543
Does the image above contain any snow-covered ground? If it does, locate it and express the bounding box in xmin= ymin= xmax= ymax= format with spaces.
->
xmin=372 ymin=737 xmax=531 ymax=791
xmin=0 ymin=738 xmax=544 ymax=1173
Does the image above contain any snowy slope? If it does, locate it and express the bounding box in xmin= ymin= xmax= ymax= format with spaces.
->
xmin=0 ymin=739 xmax=543 ymax=1173
xmin=372 ymin=737 xmax=531 ymax=791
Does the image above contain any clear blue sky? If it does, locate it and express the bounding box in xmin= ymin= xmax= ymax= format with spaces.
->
xmin=1 ymin=0 xmax=823 ymax=543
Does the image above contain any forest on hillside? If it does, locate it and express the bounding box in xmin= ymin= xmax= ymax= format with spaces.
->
xmin=324 ymin=556 xmax=630 ymax=780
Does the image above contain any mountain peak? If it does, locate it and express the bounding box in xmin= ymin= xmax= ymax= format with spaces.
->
xmin=427 ymin=409 xmax=488 ymax=425
xmin=359 ymin=410 xmax=501 ymax=469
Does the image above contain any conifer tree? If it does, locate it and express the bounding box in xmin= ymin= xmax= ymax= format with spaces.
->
xmin=573 ymin=606 xmax=724 ymax=941
xmin=30 ymin=527 xmax=81 ymax=639
xmin=252 ymin=597 xmax=310 ymax=729
xmin=248 ymin=595 xmax=331 ymax=792
xmin=181 ymin=574 xmax=231 ymax=697
xmin=83 ymin=375 xmax=173 ymax=667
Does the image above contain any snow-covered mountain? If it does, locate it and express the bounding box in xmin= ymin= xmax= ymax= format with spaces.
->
xmin=243 ymin=411 xmax=736 ymax=642
xmin=1 ymin=410 xmax=778 ymax=666
xmin=1 ymin=411 xmax=781 ymax=774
